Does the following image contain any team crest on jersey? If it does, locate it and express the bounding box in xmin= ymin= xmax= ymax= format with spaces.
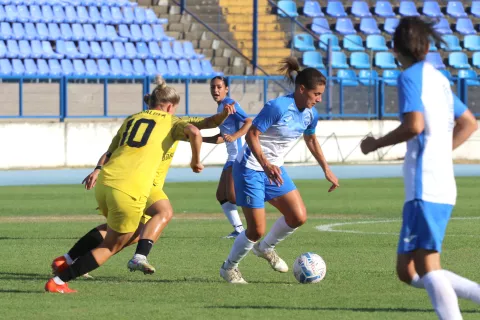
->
xmin=246 ymin=196 xmax=251 ymax=204
xmin=303 ymin=113 xmax=312 ymax=127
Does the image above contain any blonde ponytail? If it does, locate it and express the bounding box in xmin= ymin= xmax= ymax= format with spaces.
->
xmin=148 ymin=75 xmax=180 ymax=108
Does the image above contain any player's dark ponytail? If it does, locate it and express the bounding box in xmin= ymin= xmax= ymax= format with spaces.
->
xmin=279 ymin=56 xmax=326 ymax=90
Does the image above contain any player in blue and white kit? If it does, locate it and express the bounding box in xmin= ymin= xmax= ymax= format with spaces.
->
xmin=361 ymin=17 xmax=479 ymax=320
xmin=220 ymin=57 xmax=339 ymax=284
xmin=209 ymin=76 xmax=252 ymax=238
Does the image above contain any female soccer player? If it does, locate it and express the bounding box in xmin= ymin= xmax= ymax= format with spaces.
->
xmin=360 ymin=17 xmax=478 ymax=319
xmin=219 ymin=57 xmax=339 ymax=284
xmin=45 ymin=77 xmax=206 ymax=293
xmin=207 ymin=76 xmax=252 ymax=238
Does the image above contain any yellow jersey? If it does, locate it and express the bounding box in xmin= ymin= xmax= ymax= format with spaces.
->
xmin=100 ymin=110 xmax=189 ymax=199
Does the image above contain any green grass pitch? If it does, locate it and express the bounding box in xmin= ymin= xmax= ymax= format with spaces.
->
xmin=0 ymin=177 xmax=479 ymax=319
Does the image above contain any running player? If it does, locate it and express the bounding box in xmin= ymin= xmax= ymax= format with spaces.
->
xmin=360 ymin=17 xmax=478 ymax=319
xmin=208 ymin=76 xmax=252 ymax=238
xmin=45 ymin=77 xmax=205 ymax=293
xmin=219 ymin=57 xmax=339 ymax=284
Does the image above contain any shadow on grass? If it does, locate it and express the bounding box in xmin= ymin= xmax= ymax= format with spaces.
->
xmin=0 ymin=236 xmax=82 ymax=240
xmin=0 ymin=289 xmax=44 ymax=294
xmin=0 ymin=272 xmax=49 ymax=280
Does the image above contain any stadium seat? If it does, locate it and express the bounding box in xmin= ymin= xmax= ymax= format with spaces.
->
xmin=343 ymin=34 xmax=364 ymax=51
xmin=358 ymin=69 xmax=378 ymax=86
xmin=95 ymin=24 xmax=107 ymax=41
xmin=472 ymin=1 xmax=480 ymax=17
xmin=133 ymin=7 xmax=146 ymax=24
xmin=4 ymin=5 xmax=17 ymax=23
xmin=77 ymin=6 xmax=89 ymax=24
xmin=336 ymin=69 xmax=358 ymax=86
xmin=350 ymin=52 xmax=370 ymax=69
xmin=383 ymin=17 xmax=399 ymax=35
xmin=143 ymin=58 xmax=156 ymax=76
xmin=100 ymin=6 xmax=112 ymax=24
xmin=0 ymin=40 xmax=5 ymax=58
xmin=17 ymin=5 xmax=30 ymax=23
xmin=106 ymin=25 xmax=121 ymax=42
xmin=122 ymin=7 xmax=135 ymax=24
xmin=30 ymin=40 xmax=44 ymax=58
xmin=293 ymin=33 xmax=315 ymax=51
xmin=48 ymin=59 xmax=62 ymax=76
xmin=335 ymin=18 xmax=356 ymax=35
xmin=375 ymin=52 xmax=396 ymax=69
xmin=61 ymin=59 xmax=74 ymax=75
xmin=24 ymin=59 xmax=38 ymax=75
xmin=326 ymin=1 xmax=346 ymax=17
xmin=0 ymin=6 xmax=4 ymax=23
xmin=148 ymin=41 xmax=162 ymax=59
xmin=0 ymin=22 xmax=11 ymax=39
xmin=6 ymin=39 xmax=19 ymax=58
xmin=446 ymin=1 xmax=467 ymax=18
xmin=153 ymin=24 xmax=172 ymax=41
xmin=42 ymin=40 xmax=62 ymax=59
xmin=351 ymin=1 xmax=371 ymax=17
xmin=166 ymin=59 xmax=179 ymax=76
xmin=109 ymin=58 xmax=124 ymax=76
xmin=302 ymin=51 xmax=324 ymax=68
xmin=60 ymin=23 xmax=73 ymax=41
xmin=434 ymin=18 xmax=452 ymax=35
xmin=12 ymin=23 xmax=25 ymax=40
xmin=36 ymin=58 xmax=49 ymax=75
xmin=23 ymin=23 xmax=37 ymax=40
xmin=88 ymin=6 xmax=101 ymax=24
xmin=72 ymin=24 xmax=85 ymax=41
xmin=375 ymin=1 xmax=394 ymax=18
xmin=110 ymin=7 xmax=124 ymax=24
xmin=119 ymin=24 xmax=131 ymax=40
xmin=29 ymin=5 xmax=42 ymax=23
xmin=311 ymin=17 xmax=331 ymax=35
xmin=90 ymin=41 xmax=103 ymax=59
xmin=366 ymin=35 xmax=388 ymax=51
xmin=429 ymin=38 xmax=438 ymax=51
xmin=133 ymin=59 xmax=146 ymax=76
xmin=161 ymin=41 xmax=174 ymax=59
xmin=189 ymin=59 xmax=202 ymax=76
xmin=136 ymin=42 xmax=149 ymax=59
xmin=18 ymin=40 xmax=31 ymax=58
xmin=64 ymin=40 xmax=87 ymax=59
xmin=85 ymin=59 xmax=98 ymax=76
xmin=319 ymin=34 xmax=340 ymax=51
xmin=178 ymin=59 xmax=192 ymax=76
xmin=331 ymin=51 xmax=348 ymax=68
xmin=184 ymin=41 xmax=204 ymax=59
xmin=84 ymin=0 xmax=98 ymax=7
xmin=65 ymin=6 xmax=78 ymax=23
xmin=130 ymin=24 xmax=143 ymax=42
xmin=472 ymin=52 xmax=480 ymax=69
xmin=113 ymin=41 xmax=126 ymax=58
xmin=12 ymin=59 xmax=25 ymax=75
xmin=457 ymin=69 xmax=480 ymax=85
xmin=48 ymin=23 xmax=61 ymax=41
xmin=41 ymin=5 xmax=54 ymax=23
xmin=156 ymin=59 xmax=168 ymax=75
xmin=360 ymin=18 xmax=380 ymax=35
xmin=201 ymin=59 xmax=222 ymax=76
xmin=36 ymin=23 xmax=49 ymax=40
xmin=173 ymin=41 xmax=185 ymax=59
xmin=277 ymin=0 xmax=298 ymax=18
xmin=124 ymin=42 xmax=137 ymax=59
xmin=0 ymin=58 xmax=11 ymax=75
xmin=101 ymin=41 xmax=114 ymax=59
xmin=399 ymin=1 xmax=419 ymax=16
xmin=303 ymin=1 xmax=323 ymax=18
xmin=97 ymin=59 xmax=110 ymax=76
xmin=426 ymin=52 xmax=445 ymax=69
xmin=440 ymin=35 xmax=461 ymax=51
xmin=422 ymin=1 xmax=443 ymax=17
xmin=382 ymin=69 xmax=400 ymax=86
xmin=464 ymin=35 xmax=480 ymax=51
xmin=145 ymin=8 xmax=159 ymax=24
xmin=52 ymin=6 xmax=65 ymax=23
xmin=83 ymin=24 xmax=96 ymax=41
xmin=456 ymin=18 xmax=476 ymax=35
xmin=78 ymin=40 xmax=91 ymax=57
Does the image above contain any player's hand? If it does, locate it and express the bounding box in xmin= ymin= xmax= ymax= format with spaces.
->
xmin=223 ymin=103 xmax=236 ymax=115
xmin=82 ymin=170 xmax=100 ymax=190
xmin=223 ymin=133 xmax=237 ymax=142
xmin=324 ymin=168 xmax=339 ymax=192
xmin=190 ymin=161 xmax=204 ymax=173
xmin=263 ymin=163 xmax=284 ymax=186
xmin=360 ymin=136 xmax=378 ymax=155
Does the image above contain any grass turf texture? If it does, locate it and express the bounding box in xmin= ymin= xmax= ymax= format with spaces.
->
xmin=0 ymin=177 xmax=479 ymax=319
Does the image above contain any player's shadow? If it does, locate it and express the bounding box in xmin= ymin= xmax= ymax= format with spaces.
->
xmin=0 ymin=272 xmax=49 ymax=280
xmin=0 ymin=236 xmax=79 ymax=240
xmin=0 ymin=289 xmax=44 ymax=294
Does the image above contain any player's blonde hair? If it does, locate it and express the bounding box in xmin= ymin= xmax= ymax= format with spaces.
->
xmin=147 ymin=75 xmax=180 ymax=108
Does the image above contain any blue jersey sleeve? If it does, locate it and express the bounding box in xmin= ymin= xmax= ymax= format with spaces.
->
xmin=398 ymin=73 xmax=424 ymax=115
xmin=304 ymin=108 xmax=320 ymax=136
xmin=252 ymin=101 xmax=285 ymax=133
xmin=453 ymin=94 xmax=468 ymax=120
xmin=232 ymin=102 xmax=248 ymax=123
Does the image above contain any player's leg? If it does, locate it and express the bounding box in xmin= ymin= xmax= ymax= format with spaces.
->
xmin=218 ymin=163 xmax=244 ymax=238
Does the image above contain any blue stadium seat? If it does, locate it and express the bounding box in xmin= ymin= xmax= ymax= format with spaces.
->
xmin=384 ymin=17 xmax=399 ymax=35
xmin=438 ymin=69 xmax=453 ymax=85
xmin=0 ymin=22 xmax=12 ymax=39
xmin=0 ymin=58 xmax=11 ymax=75
xmin=156 ymin=59 xmax=168 ymax=75
xmin=113 ymin=41 xmax=126 ymax=58
xmin=447 ymin=1 xmax=467 ymax=18
xmin=473 ymin=52 xmax=480 ymax=69
xmin=326 ymin=1 xmax=346 ymax=17
xmin=118 ymin=24 xmax=131 ymax=40
xmin=183 ymin=41 xmax=203 ymax=59
xmin=36 ymin=23 xmax=49 ymax=40
xmin=426 ymin=52 xmax=445 ymax=69
xmin=29 ymin=5 xmax=42 ymax=23
xmin=303 ymin=1 xmax=323 ymax=18
xmin=12 ymin=59 xmax=24 ymax=75
xmin=399 ymin=1 xmax=419 ymax=16
xmin=18 ymin=40 xmax=31 ymax=58
xmin=375 ymin=1 xmax=394 ymax=17
xmin=83 ymin=24 xmax=96 ymax=41
xmin=382 ymin=69 xmax=400 ymax=86
xmin=464 ymin=35 xmax=480 ymax=51
xmin=65 ymin=40 xmax=87 ymax=59
xmin=41 ymin=5 xmax=54 ymax=23
xmin=133 ymin=59 xmax=145 ymax=76
xmin=0 ymin=6 xmax=6 ymax=23
xmin=61 ymin=59 xmax=74 ymax=76
xmin=78 ymin=40 xmax=91 ymax=57
xmin=343 ymin=34 xmax=364 ymax=51
xmin=472 ymin=1 xmax=480 ymax=18
xmin=335 ymin=18 xmax=356 ymax=35
xmin=65 ymin=6 xmax=78 ymax=23
xmin=0 ymin=40 xmax=5 ymax=58
xmin=17 ymin=5 xmax=30 ymax=23
xmin=350 ymin=52 xmax=370 ymax=69
xmin=59 ymin=23 xmax=72 ymax=41
xmin=48 ymin=59 xmax=62 ymax=76
xmin=124 ymin=42 xmax=137 ymax=59
xmin=101 ymin=41 xmax=114 ymax=59
xmin=142 ymin=58 xmax=156 ymax=76
xmin=130 ymin=24 xmax=143 ymax=42
xmin=12 ymin=23 xmax=25 ymax=40
xmin=100 ymin=6 xmax=113 ymax=24
xmin=336 ymin=69 xmax=358 ymax=86
xmin=72 ymin=59 xmax=86 ymax=76
xmin=48 ymin=23 xmax=61 ymax=40
xmin=122 ymin=7 xmax=135 ymax=24
xmin=360 ymin=18 xmax=380 ymax=35
xmin=428 ymin=38 xmax=438 ymax=51
xmin=375 ymin=52 xmax=396 ymax=69
xmin=148 ymin=41 xmax=162 ymax=59
xmin=24 ymin=23 xmax=37 ymax=40
xmin=178 ymin=59 xmax=191 ymax=76
xmin=77 ymin=6 xmax=89 ymax=24
xmin=166 ymin=59 xmax=179 ymax=76
xmin=311 ymin=17 xmax=331 ymax=34
xmin=90 ymin=41 xmax=103 ymax=59
xmin=358 ymin=69 xmax=378 ymax=86
xmin=141 ymin=24 xmax=154 ymax=42
xmin=118 ymin=0 xmax=137 ymax=7
xmin=351 ymin=1 xmax=371 ymax=17
xmin=89 ymin=6 xmax=101 ymax=24
xmin=95 ymin=24 xmax=107 ymax=41
xmin=189 ymin=59 xmax=203 ymax=76
xmin=31 ymin=40 xmax=44 ymax=58
xmin=72 ymin=24 xmax=85 ymax=41
xmin=423 ymin=1 xmax=443 ymax=17
xmin=6 ymin=39 xmax=19 ymax=58
xmin=106 ymin=25 xmax=121 ymax=42
xmin=36 ymin=58 xmax=49 ymax=75
xmin=84 ymin=0 xmax=98 ymax=7
xmin=277 ymin=0 xmax=298 ymax=18
xmin=302 ymin=51 xmax=324 ymax=68
xmin=134 ymin=7 xmax=146 ymax=24
xmin=434 ymin=18 xmax=452 ymax=35
xmin=319 ymin=34 xmax=340 ymax=51
xmin=52 ymin=6 xmax=65 ymax=23
xmin=161 ymin=41 xmax=173 ymax=59
xmin=42 ymin=40 xmax=62 ymax=59
xmin=145 ymin=8 xmax=159 ymax=24
xmin=4 ymin=5 xmax=17 ymax=22
xmin=110 ymin=7 xmax=124 ymax=24
xmin=366 ymin=35 xmax=387 ymax=51
xmin=440 ymin=35 xmax=461 ymax=51
xmin=293 ymin=33 xmax=315 ymax=51
xmin=153 ymin=24 xmax=172 ymax=41
xmin=331 ymin=51 xmax=348 ymax=68
xmin=109 ymin=58 xmax=124 ymax=76
xmin=457 ymin=69 xmax=480 ymax=86
xmin=24 ymin=59 xmax=38 ymax=75
xmin=85 ymin=59 xmax=98 ymax=76
xmin=173 ymin=41 xmax=185 ymax=59
xmin=202 ymin=59 xmax=222 ymax=76
xmin=136 ymin=42 xmax=149 ymax=59
xmin=97 ymin=59 xmax=110 ymax=76
xmin=456 ymin=18 xmax=476 ymax=35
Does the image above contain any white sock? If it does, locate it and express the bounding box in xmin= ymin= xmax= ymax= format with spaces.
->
xmin=133 ymin=254 xmax=146 ymax=260
xmin=53 ymin=276 xmax=65 ymax=285
xmin=221 ymin=202 xmax=244 ymax=232
xmin=259 ymin=216 xmax=296 ymax=252
xmin=63 ymin=253 xmax=73 ymax=265
xmin=224 ymin=231 xmax=255 ymax=269
xmin=411 ymin=271 xmax=480 ymax=304
xmin=423 ymin=270 xmax=462 ymax=320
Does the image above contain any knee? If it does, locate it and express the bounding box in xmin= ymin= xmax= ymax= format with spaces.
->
xmin=160 ymin=209 xmax=173 ymax=223
xmin=246 ymin=226 xmax=265 ymax=242
xmin=284 ymin=210 xmax=307 ymax=228
xmin=396 ymin=265 xmax=413 ymax=285
xmin=227 ymin=193 xmax=236 ymax=205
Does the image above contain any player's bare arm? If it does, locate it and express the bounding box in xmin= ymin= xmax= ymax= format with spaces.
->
xmin=304 ymin=133 xmax=339 ymax=192
xmin=360 ymin=112 xmax=424 ymax=155
xmin=224 ymin=118 xmax=253 ymax=143
xmin=453 ymin=109 xmax=478 ymax=150
xmin=81 ymin=151 xmax=112 ymax=190
xmin=184 ymin=124 xmax=204 ymax=173
xmin=203 ymin=133 xmax=225 ymax=144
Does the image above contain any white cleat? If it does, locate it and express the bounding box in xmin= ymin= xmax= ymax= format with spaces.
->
xmin=220 ymin=262 xmax=248 ymax=284
xmin=127 ymin=256 xmax=156 ymax=275
xmin=252 ymin=243 xmax=288 ymax=273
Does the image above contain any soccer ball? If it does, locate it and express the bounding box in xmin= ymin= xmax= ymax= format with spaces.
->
xmin=293 ymin=252 xmax=327 ymax=284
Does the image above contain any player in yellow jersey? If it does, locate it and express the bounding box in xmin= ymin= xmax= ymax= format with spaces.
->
xmin=45 ymin=77 xmax=210 ymax=293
